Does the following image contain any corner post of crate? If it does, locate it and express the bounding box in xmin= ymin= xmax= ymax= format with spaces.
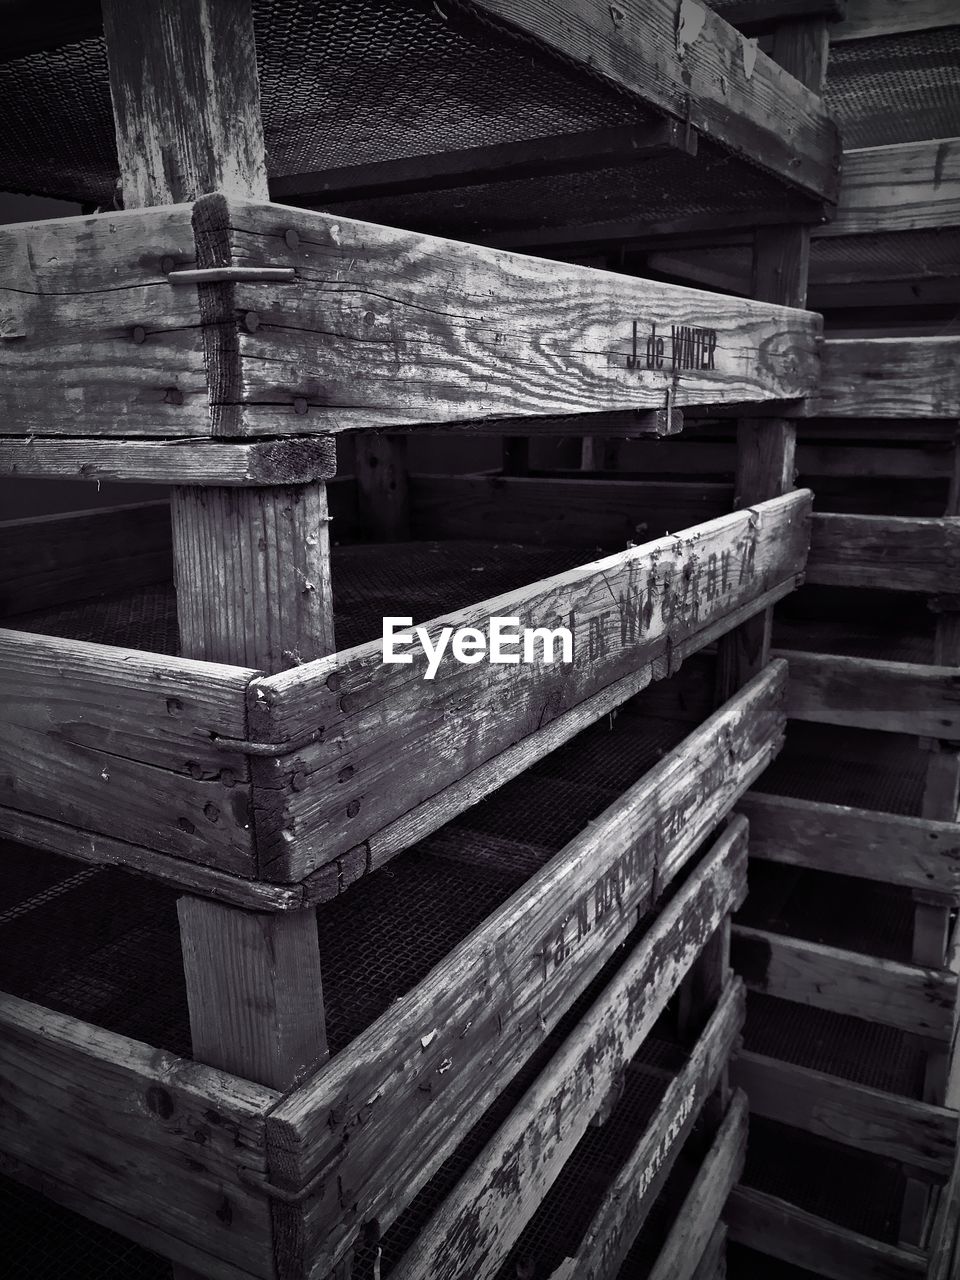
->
xmin=101 ymin=0 xmax=330 ymax=1144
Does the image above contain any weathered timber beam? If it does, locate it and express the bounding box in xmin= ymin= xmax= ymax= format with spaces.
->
xmin=250 ymin=494 xmax=809 ymax=880
xmin=727 ymin=1186 xmax=927 ymax=1280
xmin=0 ymin=992 xmax=277 ymax=1279
xmin=270 ymin=121 xmax=694 ymax=204
xmin=738 ymin=792 xmax=960 ymax=898
xmin=777 ymin=650 xmax=960 ymax=739
xmin=732 ymin=1050 xmax=957 ymax=1176
xmin=0 ymin=501 xmax=171 ymax=615
xmin=469 ymin=0 xmax=840 ymax=201
xmin=810 ymin=337 xmax=960 ymax=418
xmin=820 ymin=140 xmax=960 ymax=238
xmin=719 ymin=1 xmax=846 ymax=34
xmin=0 ymin=437 xmax=337 ymax=485
xmin=732 ymin=925 xmax=958 ymax=1039
xmin=831 ymin=0 xmax=960 ymax=42
xmin=807 ymin=513 xmax=960 ymax=592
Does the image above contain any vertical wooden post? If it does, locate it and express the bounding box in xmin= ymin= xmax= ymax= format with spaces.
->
xmin=502 ymin=436 xmax=530 ymax=475
xmin=356 ymin=432 xmax=412 ymax=539
xmin=102 ymin=0 xmax=329 ymax=1111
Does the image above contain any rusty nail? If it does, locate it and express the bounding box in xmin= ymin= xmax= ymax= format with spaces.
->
xmin=284 ymin=228 xmax=299 ymax=251
xmin=131 ymin=325 xmax=146 ymax=345
xmin=243 ymin=310 xmax=260 ymax=333
xmin=293 ymin=396 xmax=309 ymax=415
xmin=164 ymin=387 xmax=184 ymax=406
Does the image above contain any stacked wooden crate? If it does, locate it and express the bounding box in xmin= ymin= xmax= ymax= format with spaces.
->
xmin=0 ymin=1 xmax=839 ymax=1277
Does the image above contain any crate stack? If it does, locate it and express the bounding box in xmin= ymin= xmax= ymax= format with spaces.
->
xmin=0 ymin=2 xmax=838 ymax=1278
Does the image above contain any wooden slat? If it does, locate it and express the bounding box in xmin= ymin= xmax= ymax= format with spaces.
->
xmin=732 ymin=925 xmax=958 ymax=1039
xmin=562 ymin=983 xmax=744 ymax=1280
xmin=265 ymin=671 xmax=782 ymax=1275
xmin=646 ymin=1090 xmax=748 ymax=1280
xmin=0 ymin=437 xmax=337 ymax=485
xmin=609 ymin=439 xmax=952 ymax=479
xmin=831 ymin=0 xmax=959 ymax=42
xmin=732 ymin=1051 xmax=957 ymax=1176
xmin=821 ymin=140 xmax=960 ymax=238
xmin=0 ymin=993 xmax=277 ymax=1280
xmin=719 ymin=1 xmax=844 ymax=33
xmin=807 ymin=513 xmax=960 ymax=592
xmin=738 ymin=792 xmax=960 ymax=898
xmin=928 ymin=1133 xmax=960 ymax=1280
xmin=0 ymin=629 xmax=257 ymax=874
xmin=355 ymin=434 xmax=411 ymax=540
xmin=727 ymin=1186 xmax=927 ymax=1280
xmin=778 ymin=650 xmax=960 ymax=739
xmin=811 ymin=337 xmax=960 ymax=419
xmin=470 ymin=0 xmax=840 ymax=201
xmin=691 ymin=1222 xmax=727 ymax=1280
xmin=251 ymin=492 xmax=810 ymax=880
xmin=359 ymin=826 xmax=749 ymax=1280
xmin=0 ymin=501 xmax=171 ymax=615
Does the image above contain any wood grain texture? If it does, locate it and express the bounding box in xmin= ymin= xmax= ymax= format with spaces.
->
xmin=0 ymin=993 xmax=277 ymax=1279
xmin=646 ymin=1090 xmax=748 ymax=1280
xmin=778 ymin=650 xmax=960 ymax=739
xmin=821 ymin=140 xmax=960 ymax=238
xmin=0 ymin=437 xmax=337 ymax=485
xmin=738 ymin=792 xmax=960 ymax=898
xmin=101 ymin=0 xmax=268 ymax=207
xmin=221 ymin=200 xmax=822 ymax=433
xmin=385 ymin=826 xmax=748 ymax=1280
xmin=727 ymin=1186 xmax=927 ymax=1280
xmin=807 ymin=513 xmax=960 ymax=592
xmin=172 ymin=484 xmax=335 ymax=671
xmin=468 ymin=0 xmax=840 ymax=200
xmin=561 ymin=981 xmax=744 ymax=1280
xmin=732 ymin=925 xmax=958 ymax=1040
xmin=811 ymin=338 xmax=960 ymax=419
xmin=178 ymin=898 xmax=327 ymax=1089
xmin=0 ymin=501 xmax=171 ymax=615
xmin=0 ymin=204 xmax=207 ymax=438
xmin=0 ymin=630 xmax=256 ymax=873
xmin=732 ymin=1051 xmax=957 ymax=1177
xmin=252 ymin=493 xmax=809 ymax=879
xmin=265 ymin=673 xmax=782 ymax=1275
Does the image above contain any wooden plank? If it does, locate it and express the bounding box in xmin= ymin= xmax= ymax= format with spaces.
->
xmin=831 ymin=0 xmax=959 ymax=42
xmin=221 ymin=200 xmax=822 ymax=434
xmin=0 ymin=629 xmax=257 ymax=874
xmin=646 ymin=1090 xmax=748 ymax=1280
xmin=778 ymin=650 xmax=960 ymax=739
xmin=355 ymin=434 xmax=411 ymax=540
xmin=410 ymin=474 xmax=730 ymax=546
xmin=719 ymin=1 xmax=845 ymax=34
xmin=732 ymin=1051 xmax=957 ymax=1176
xmin=727 ymin=1186 xmax=927 ymax=1280
xmin=691 ymin=1222 xmax=727 ymax=1280
xmin=0 ymin=501 xmax=171 ymax=615
xmin=0 ymin=437 xmax=337 ymax=485
xmin=470 ymin=0 xmax=839 ymax=201
xmin=270 ymin=120 xmax=693 ymax=204
xmin=375 ymin=826 xmax=749 ymax=1280
xmin=810 ymin=337 xmax=960 ymax=419
xmin=561 ymin=982 xmax=745 ymax=1280
xmin=265 ymin=675 xmax=780 ymax=1275
xmin=732 ymin=925 xmax=958 ymax=1039
xmin=738 ymin=792 xmax=960 ymax=898
xmin=928 ymin=1129 xmax=960 ymax=1280
xmin=0 ymin=993 xmax=277 ymax=1279
xmin=807 ymin=513 xmax=960 ymax=592
xmin=609 ymin=439 xmax=952 ymax=480
xmin=821 ymin=140 xmax=960 ymax=238
xmin=251 ymin=492 xmax=810 ymax=880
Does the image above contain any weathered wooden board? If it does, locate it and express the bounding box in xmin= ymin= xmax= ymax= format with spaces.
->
xmin=265 ymin=674 xmax=777 ymax=1276
xmin=646 ymin=1090 xmax=748 ymax=1280
xmin=732 ymin=925 xmax=958 ymax=1040
xmin=0 ymin=993 xmax=277 ymax=1279
xmin=0 ymin=502 xmax=171 ymax=615
xmin=809 ymin=337 xmax=960 ymax=419
xmin=0 ymin=204 xmax=208 ymax=437
xmin=0 ymin=630 xmax=257 ymax=874
xmin=221 ymin=200 xmax=821 ymax=434
xmin=0 ymin=437 xmax=337 ymax=485
xmin=732 ymin=1051 xmax=957 ymax=1177
xmin=928 ymin=1129 xmax=960 ymax=1280
xmin=727 ymin=1186 xmax=927 ymax=1280
xmin=738 ymin=792 xmax=960 ymax=899
xmin=807 ymin=513 xmax=960 ymax=592
xmin=469 ymin=0 xmax=840 ymax=201
xmin=370 ymin=825 xmax=748 ymax=1280
xmin=615 ymin=439 xmax=952 ymax=480
xmin=820 ymin=140 xmax=960 ymax=238
xmin=252 ymin=492 xmax=809 ymax=879
xmin=778 ymin=651 xmax=960 ymax=739
xmin=410 ymin=474 xmax=730 ymax=547
xmin=558 ymin=982 xmax=744 ymax=1280
xmin=832 ymin=0 xmax=959 ymax=41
